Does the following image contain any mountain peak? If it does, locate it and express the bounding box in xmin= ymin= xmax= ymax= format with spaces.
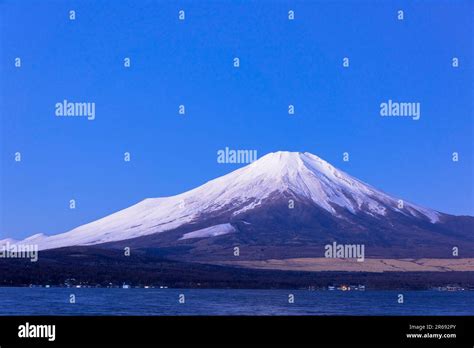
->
xmin=248 ymin=151 xmax=330 ymax=175
xmin=192 ymin=150 xmax=439 ymax=224
xmin=254 ymin=150 xmax=322 ymax=162
xmin=246 ymin=151 xmax=342 ymax=188
xmin=3 ymin=151 xmax=442 ymax=250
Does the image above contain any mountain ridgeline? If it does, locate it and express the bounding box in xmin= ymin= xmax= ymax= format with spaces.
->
xmin=3 ymin=151 xmax=473 ymax=261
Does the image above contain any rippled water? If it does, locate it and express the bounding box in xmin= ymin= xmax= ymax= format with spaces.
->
xmin=0 ymin=288 xmax=473 ymax=315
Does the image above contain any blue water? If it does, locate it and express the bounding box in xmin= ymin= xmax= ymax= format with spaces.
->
xmin=0 ymin=288 xmax=473 ymax=315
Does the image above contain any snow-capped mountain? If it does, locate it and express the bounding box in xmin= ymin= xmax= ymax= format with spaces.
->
xmin=3 ymin=151 xmax=472 ymax=258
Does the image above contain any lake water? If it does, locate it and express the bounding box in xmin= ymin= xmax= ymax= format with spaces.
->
xmin=0 ymin=288 xmax=473 ymax=315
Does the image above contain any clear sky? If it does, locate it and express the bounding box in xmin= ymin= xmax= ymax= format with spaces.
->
xmin=1 ymin=0 xmax=473 ymax=239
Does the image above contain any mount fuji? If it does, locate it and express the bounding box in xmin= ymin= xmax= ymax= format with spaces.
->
xmin=3 ymin=151 xmax=473 ymax=259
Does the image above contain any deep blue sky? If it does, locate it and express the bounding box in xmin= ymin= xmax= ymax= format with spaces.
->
xmin=1 ymin=0 xmax=473 ymax=239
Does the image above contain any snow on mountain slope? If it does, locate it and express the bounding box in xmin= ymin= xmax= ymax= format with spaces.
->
xmin=179 ymin=223 xmax=236 ymax=240
xmin=4 ymin=151 xmax=440 ymax=250
xmin=0 ymin=238 xmax=19 ymax=247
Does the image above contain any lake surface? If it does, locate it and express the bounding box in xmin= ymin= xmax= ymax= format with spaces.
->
xmin=0 ymin=288 xmax=473 ymax=315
